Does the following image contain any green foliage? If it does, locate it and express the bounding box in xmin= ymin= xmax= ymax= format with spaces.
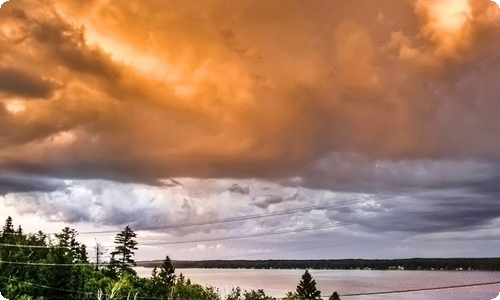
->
xmin=158 ymin=255 xmax=176 ymax=286
xmin=329 ymin=291 xmax=341 ymax=300
xmin=226 ymin=287 xmax=242 ymax=300
xmin=243 ymin=289 xmax=276 ymax=300
xmin=296 ymin=270 xmax=321 ymax=300
xmin=171 ymin=278 xmax=220 ymax=300
xmin=225 ymin=287 xmax=275 ymax=300
xmin=0 ymin=216 xmax=341 ymax=300
xmin=283 ymin=292 xmax=301 ymax=300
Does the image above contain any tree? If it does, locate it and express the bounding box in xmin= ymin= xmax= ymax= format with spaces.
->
xmin=296 ymin=270 xmax=321 ymax=300
xmin=283 ymin=292 xmax=301 ymax=300
xmin=243 ymin=289 xmax=276 ymax=300
xmin=226 ymin=287 xmax=242 ymax=300
xmin=78 ymin=244 xmax=89 ymax=263
xmin=94 ymin=239 xmax=106 ymax=270
xmin=1 ymin=216 xmax=15 ymax=242
xmin=158 ymin=256 xmax=176 ymax=287
xmin=329 ymin=292 xmax=341 ymax=300
xmin=110 ymin=225 xmax=138 ymax=277
xmin=54 ymin=227 xmax=80 ymax=262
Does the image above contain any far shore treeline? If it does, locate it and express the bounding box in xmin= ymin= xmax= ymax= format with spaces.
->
xmin=138 ymin=258 xmax=500 ymax=271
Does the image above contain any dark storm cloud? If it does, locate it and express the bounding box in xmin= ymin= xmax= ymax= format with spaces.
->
xmin=0 ymin=172 xmax=66 ymax=195
xmin=0 ymin=0 xmax=500 ymax=190
xmin=0 ymin=67 xmax=55 ymax=98
xmin=352 ymin=188 xmax=500 ymax=234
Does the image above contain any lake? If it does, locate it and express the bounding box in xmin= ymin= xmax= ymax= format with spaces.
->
xmin=135 ymin=267 xmax=500 ymax=299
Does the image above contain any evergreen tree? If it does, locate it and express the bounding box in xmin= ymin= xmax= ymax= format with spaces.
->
xmin=296 ymin=270 xmax=321 ymax=300
xmin=106 ymin=252 xmax=120 ymax=278
xmin=78 ymin=244 xmax=89 ymax=263
xmin=152 ymin=255 xmax=177 ymax=298
xmin=1 ymin=216 xmax=15 ymax=241
xmin=0 ymin=217 xmax=16 ymax=292
xmin=329 ymin=292 xmax=341 ymax=300
xmin=110 ymin=225 xmax=138 ymax=276
xmin=54 ymin=227 xmax=80 ymax=262
xmin=158 ymin=255 xmax=176 ymax=286
xmin=16 ymin=225 xmax=24 ymax=236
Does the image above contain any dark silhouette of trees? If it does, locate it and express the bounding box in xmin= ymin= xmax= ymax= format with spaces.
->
xmin=296 ymin=270 xmax=321 ymax=300
xmin=109 ymin=225 xmax=138 ymax=277
xmin=329 ymin=291 xmax=341 ymax=300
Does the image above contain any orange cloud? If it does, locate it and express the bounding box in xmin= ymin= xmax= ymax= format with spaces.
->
xmin=1 ymin=0 xmax=500 ymax=186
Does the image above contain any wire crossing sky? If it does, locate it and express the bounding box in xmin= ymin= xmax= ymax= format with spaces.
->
xmin=1 ymin=0 xmax=500 ymax=260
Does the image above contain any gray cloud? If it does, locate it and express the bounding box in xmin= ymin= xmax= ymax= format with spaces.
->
xmin=0 ymin=67 xmax=56 ymax=98
xmin=0 ymin=172 xmax=66 ymax=195
xmin=228 ymin=184 xmax=250 ymax=195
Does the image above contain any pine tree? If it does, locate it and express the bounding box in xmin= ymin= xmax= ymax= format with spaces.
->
xmin=54 ymin=227 xmax=80 ymax=262
xmin=153 ymin=255 xmax=176 ymax=298
xmin=296 ymin=270 xmax=321 ymax=300
xmin=15 ymin=225 xmax=23 ymax=236
xmin=110 ymin=225 xmax=138 ymax=276
xmin=329 ymin=292 xmax=341 ymax=300
xmin=158 ymin=255 xmax=176 ymax=286
xmin=78 ymin=244 xmax=88 ymax=263
xmin=0 ymin=217 xmax=15 ymax=292
xmin=1 ymin=216 xmax=15 ymax=241
xmin=106 ymin=252 xmax=120 ymax=278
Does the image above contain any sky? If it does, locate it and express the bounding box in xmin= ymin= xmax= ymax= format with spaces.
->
xmin=1 ymin=0 xmax=500 ymax=261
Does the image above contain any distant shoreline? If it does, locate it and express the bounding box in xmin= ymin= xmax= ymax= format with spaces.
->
xmin=136 ymin=258 xmax=500 ymax=271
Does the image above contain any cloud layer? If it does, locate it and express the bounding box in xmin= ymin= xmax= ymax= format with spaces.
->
xmin=1 ymin=0 xmax=500 ymax=258
xmin=0 ymin=0 xmax=499 ymax=185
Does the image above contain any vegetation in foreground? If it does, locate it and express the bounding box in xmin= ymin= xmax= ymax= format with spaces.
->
xmin=0 ymin=217 xmax=341 ymax=300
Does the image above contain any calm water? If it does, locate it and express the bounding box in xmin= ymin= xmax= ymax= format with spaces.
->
xmin=135 ymin=267 xmax=500 ymax=300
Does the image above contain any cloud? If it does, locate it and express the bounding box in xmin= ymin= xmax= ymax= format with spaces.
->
xmin=0 ymin=0 xmax=498 ymax=189
xmin=0 ymin=67 xmax=56 ymax=98
xmin=0 ymin=172 xmax=66 ymax=195
xmin=2 ymin=0 xmax=500 ymax=259
xmin=228 ymin=184 xmax=250 ymax=195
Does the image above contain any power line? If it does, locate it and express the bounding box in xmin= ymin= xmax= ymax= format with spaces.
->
xmin=76 ymin=175 xmax=497 ymax=236
xmin=0 ymin=214 xmax=400 ymax=249
xmin=0 ymin=260 xmax=111 ymax=267
xmin=3 ymin=188 xmax=411 ymax=238
xmin=341 ymin=280 xmax=500 ymax=297
xmin=0 ymin=175 xmax=495 ymax=242
xmin=1 ymin=194 xmax=498 ymax=251
xmin=76 ymin=189 xmax=418 ymax=235
xmin=0 ymin=275 xmax=165 ymax=300
xmin=1 ymin=274 xmax=499 ymax=299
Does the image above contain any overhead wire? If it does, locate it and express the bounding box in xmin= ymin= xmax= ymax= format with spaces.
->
xmin=1 ymin=197 xmax=499 ymax=260
xmin=1 ymin=274 xmax=499 ymax=299
xmin=1 ymin=175 xmax=495 ymax=245
xmin=0 ymin=185 xmax=499 ymax=251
